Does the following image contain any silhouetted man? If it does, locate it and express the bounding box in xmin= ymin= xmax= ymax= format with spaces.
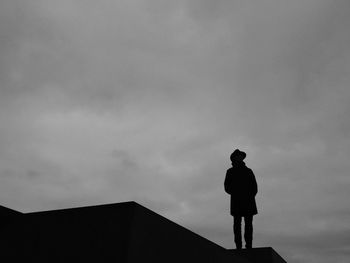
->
xmin=224 ymin=149 xmax=258 ymax=249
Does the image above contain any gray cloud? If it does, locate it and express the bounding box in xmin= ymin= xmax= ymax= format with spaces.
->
xmin=1 ymin=1 xmax=350 ymax=262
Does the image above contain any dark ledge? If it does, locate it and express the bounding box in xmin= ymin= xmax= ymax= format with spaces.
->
xmin=0 ymin=202 xmax=287 ymax=262
xmin=227 ymin=247 xmax=287 ymax=263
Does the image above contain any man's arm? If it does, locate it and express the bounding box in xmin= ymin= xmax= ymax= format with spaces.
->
xmin=224 ymin=170 xmax=232 ymax=194
xmin=250 ymin=169 xmax=258 ymax=196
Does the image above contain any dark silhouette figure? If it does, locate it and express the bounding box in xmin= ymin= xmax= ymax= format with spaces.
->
xmin=224 ymin=149 xmax=258 ymax=250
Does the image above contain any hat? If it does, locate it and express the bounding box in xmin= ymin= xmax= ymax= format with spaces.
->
xmin=230 ymin=149 xmax=246 ymax=162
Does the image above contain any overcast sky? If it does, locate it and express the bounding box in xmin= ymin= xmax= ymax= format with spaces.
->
xmin=1 ymin=1 xmax=350 ymax=262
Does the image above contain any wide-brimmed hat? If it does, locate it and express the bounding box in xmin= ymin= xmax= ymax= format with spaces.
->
xmin=230 ymin=149 xmax=246 ymax=162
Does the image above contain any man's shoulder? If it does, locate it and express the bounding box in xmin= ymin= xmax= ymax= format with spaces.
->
xmin=226 ymin=167 xmax=234 ymax=173
xmin=245 ymin=167 xmax=255 ymax=176
xmin=227 ymin=165 xmax=253 ymax=174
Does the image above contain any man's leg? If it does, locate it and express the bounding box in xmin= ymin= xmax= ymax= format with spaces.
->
xmin=233 ymin=216 xmax=242 ymax=249
xmin=244 ymin=215 xmax=253 ymax=249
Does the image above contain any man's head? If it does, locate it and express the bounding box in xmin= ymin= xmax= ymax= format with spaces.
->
xmin=230 ymin=149 xmax=246 ymax=162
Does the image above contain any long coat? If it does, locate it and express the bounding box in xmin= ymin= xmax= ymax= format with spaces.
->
xmin=224 ymin=162 xmax=258 ymax=216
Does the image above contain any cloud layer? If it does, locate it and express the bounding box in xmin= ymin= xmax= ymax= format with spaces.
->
xmin=1 ymin=1 xmax=350 ymax=262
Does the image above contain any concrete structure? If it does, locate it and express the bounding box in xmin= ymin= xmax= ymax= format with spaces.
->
xmin=0 ymin=202 xmax=287 ymax=262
